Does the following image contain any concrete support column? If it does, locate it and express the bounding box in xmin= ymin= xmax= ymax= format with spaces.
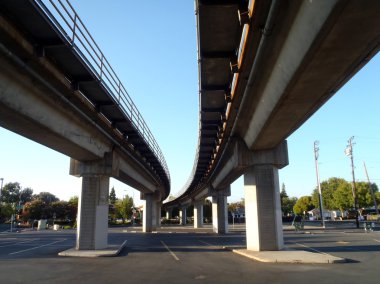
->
xmin=244 ymin=165 xmax=283 ymax=251
xmin=76 ymin=175 xmax=110 ymax=250
xmin=193 ymin=200 xmax=204 ymax=228
xmin=70 ymin=158 xmax=112 ymax=250
xmin=143 ymin=194 xmax=153 ymax=233
xmin=166 ymin=207 xmax=173 ymax=219
xmin=152 ymin=199 xmax=158 ymax=231
xmin=212 ymin=195 xmax=225 ymax=233
xmin=211 ymin=188 xmax=230 ymax=234
xmin=142 ymin=191 xmax=161 ymax=232
xmin=156 ymin=201 xmax=162 ymax=228
xmin=179 ymin=206 xmax=187 ymax=225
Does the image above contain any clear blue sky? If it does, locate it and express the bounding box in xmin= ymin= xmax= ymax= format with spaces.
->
xmin=1 ymin=1 xmax=379 ymax=206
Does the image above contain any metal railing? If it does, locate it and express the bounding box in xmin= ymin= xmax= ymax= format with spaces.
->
xmin=33 ymin=0 xmax=170 ymax=182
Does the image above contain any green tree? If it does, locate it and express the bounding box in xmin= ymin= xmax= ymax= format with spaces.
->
xmin=312 ymin=177 xmax=348 ymax=210
xmin=1 ymin=182 xmax=21 ymax=204
xmin=20 ymin=187 xmax=33 ymax=204
xmin=33 ymin=192 xmax=59 ymax=204
xmin=311 ymin=177 xmax=379 ymax=212
xmin=109 ymin=187 xmax=117 ymax=205
xmin=333 ymin=182 xmax=353 ymax=212
xmin=115 ymin=195 xmax=134 ymax=223
xmin=228 ymin=198 xmax=245 ymax=212
xmin=280 ymin=183 xmax=288 ymax=199
xmin=280 ymin=184 xmax=297 ymax=216
xmin=0 ymin=203 xmax=14 ymax=221
xmin=51 ymin=201 xmax=69 ymax=219
xmin=282 ymin=197 xmax=298 ymax=216
xmin=68 ymin=196 xmax=78 ymax=207
xmin=293 ymin=196 xmax=314 ymax=215
xmin=375 ymin=192 xmax=380 ymax=207
xmin=22 ymin=200 xmax=46 ymax=220
xmin=356 ymin=182 xmax=379 ymax=208
xmin=67 ymin=196 xmax=78 ymax=225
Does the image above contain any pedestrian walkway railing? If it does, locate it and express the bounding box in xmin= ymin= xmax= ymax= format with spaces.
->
xmin=33 ymin=0 xmax=170 ymax=183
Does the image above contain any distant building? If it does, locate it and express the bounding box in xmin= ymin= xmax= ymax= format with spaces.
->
xmin=307 ymin=208 xmax=344 ymax=220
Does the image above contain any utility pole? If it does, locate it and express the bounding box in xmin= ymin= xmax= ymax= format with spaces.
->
xmin=363 ymin=161 xmax=379 ymax=215
xmin=314 ymin=141 xmax=325 ymax=228
xmin=345 ymin=136 xmax=359 ymax=228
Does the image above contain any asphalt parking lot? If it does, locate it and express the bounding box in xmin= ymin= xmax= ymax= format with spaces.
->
xmin=1 ymin=223 xmax=380 ymax=283
xmin=0 ymin=230 xmax=75 ymax=259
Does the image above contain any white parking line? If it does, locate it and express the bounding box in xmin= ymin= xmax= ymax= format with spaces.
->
xmin=161 ymin=240 xmax=179 ymax=261
xmin=373 ymin=239 xmax=380 ymax=243
xmin=9 ymin=239 xmax=67 ymax=255
xmin=290 ymin=241 xmax=331 ymax=256
xmin=199 ymin=240 xmax=214 ymax=247
xmin=0 ymin=239 xmax=38 ymax=248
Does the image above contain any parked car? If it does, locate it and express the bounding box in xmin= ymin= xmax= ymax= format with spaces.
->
xmin=361 ymin=208 xmax=379 ymax=220
xmin=366 ymin=213 xmax=380 ymax=221
xmin=345 ymin=210 xmax=358 ymax=219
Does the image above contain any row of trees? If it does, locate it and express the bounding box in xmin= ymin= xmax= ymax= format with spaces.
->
xmin=0 ymin=182 xmax=78 ymax=223
xmin=292 ymin=177 xmax=380 ymax=215
xmin=1 ymin=182 xmax=59 ymax=205
xmin=0 ymin=183 xmax=139 ymax=225
xmin=1 ymin=183 xmax=142 ymax=225
xmin=22 ymin=197 xmax=78 ymax=223
xmin=227 ymin=178 xmax=379 ymax=218
xmin=5 ymin=177 xmax=374 ymax=223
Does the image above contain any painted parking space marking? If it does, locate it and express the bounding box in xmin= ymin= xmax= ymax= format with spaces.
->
xmin=0 ymin=239 xmax=38 ymax=248
xmin=289 ymin=241 xmax=331 ymax=256
xmin=9 ymin=239 xmax=67 ymax=255
xmin=199 ymin=240 xmax=215 ymax=247
xmin=161 ymin=240 xmax=179 ymax=261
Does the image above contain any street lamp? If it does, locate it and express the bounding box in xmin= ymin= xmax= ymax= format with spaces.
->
xmin=314 ymin=141 xmax=325 ymax=228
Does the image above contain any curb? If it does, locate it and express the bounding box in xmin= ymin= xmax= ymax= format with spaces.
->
xmin=58 ymin=240 xmax=127 ymax=257
xmin=232 ymin=248 xmax=347 ymax=264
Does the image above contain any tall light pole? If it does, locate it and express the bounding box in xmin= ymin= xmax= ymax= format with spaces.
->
xmin=345 ymin=136 xmax=359 ymax=228
xmin=0 ymin=178 xmax=3 ymax=200
xmin=314 ymin=141 xmax=325 ymax=228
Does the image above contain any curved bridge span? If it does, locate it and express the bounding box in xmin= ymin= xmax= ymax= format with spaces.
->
xmin=164 ymin=0 xmax=380 ymax=251
xmin=0 ymin=0 xmax=170 ymax=249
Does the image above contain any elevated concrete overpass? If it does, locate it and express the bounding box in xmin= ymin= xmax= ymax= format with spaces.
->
xmin=165 ymin=0 xmax=380 ymax=251
xmin=0 ymin=0 xmax=170 ymax=249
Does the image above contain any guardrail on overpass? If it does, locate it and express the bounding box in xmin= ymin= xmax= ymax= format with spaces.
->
xmin=35 ymin=0 xmax=170 ymax=182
